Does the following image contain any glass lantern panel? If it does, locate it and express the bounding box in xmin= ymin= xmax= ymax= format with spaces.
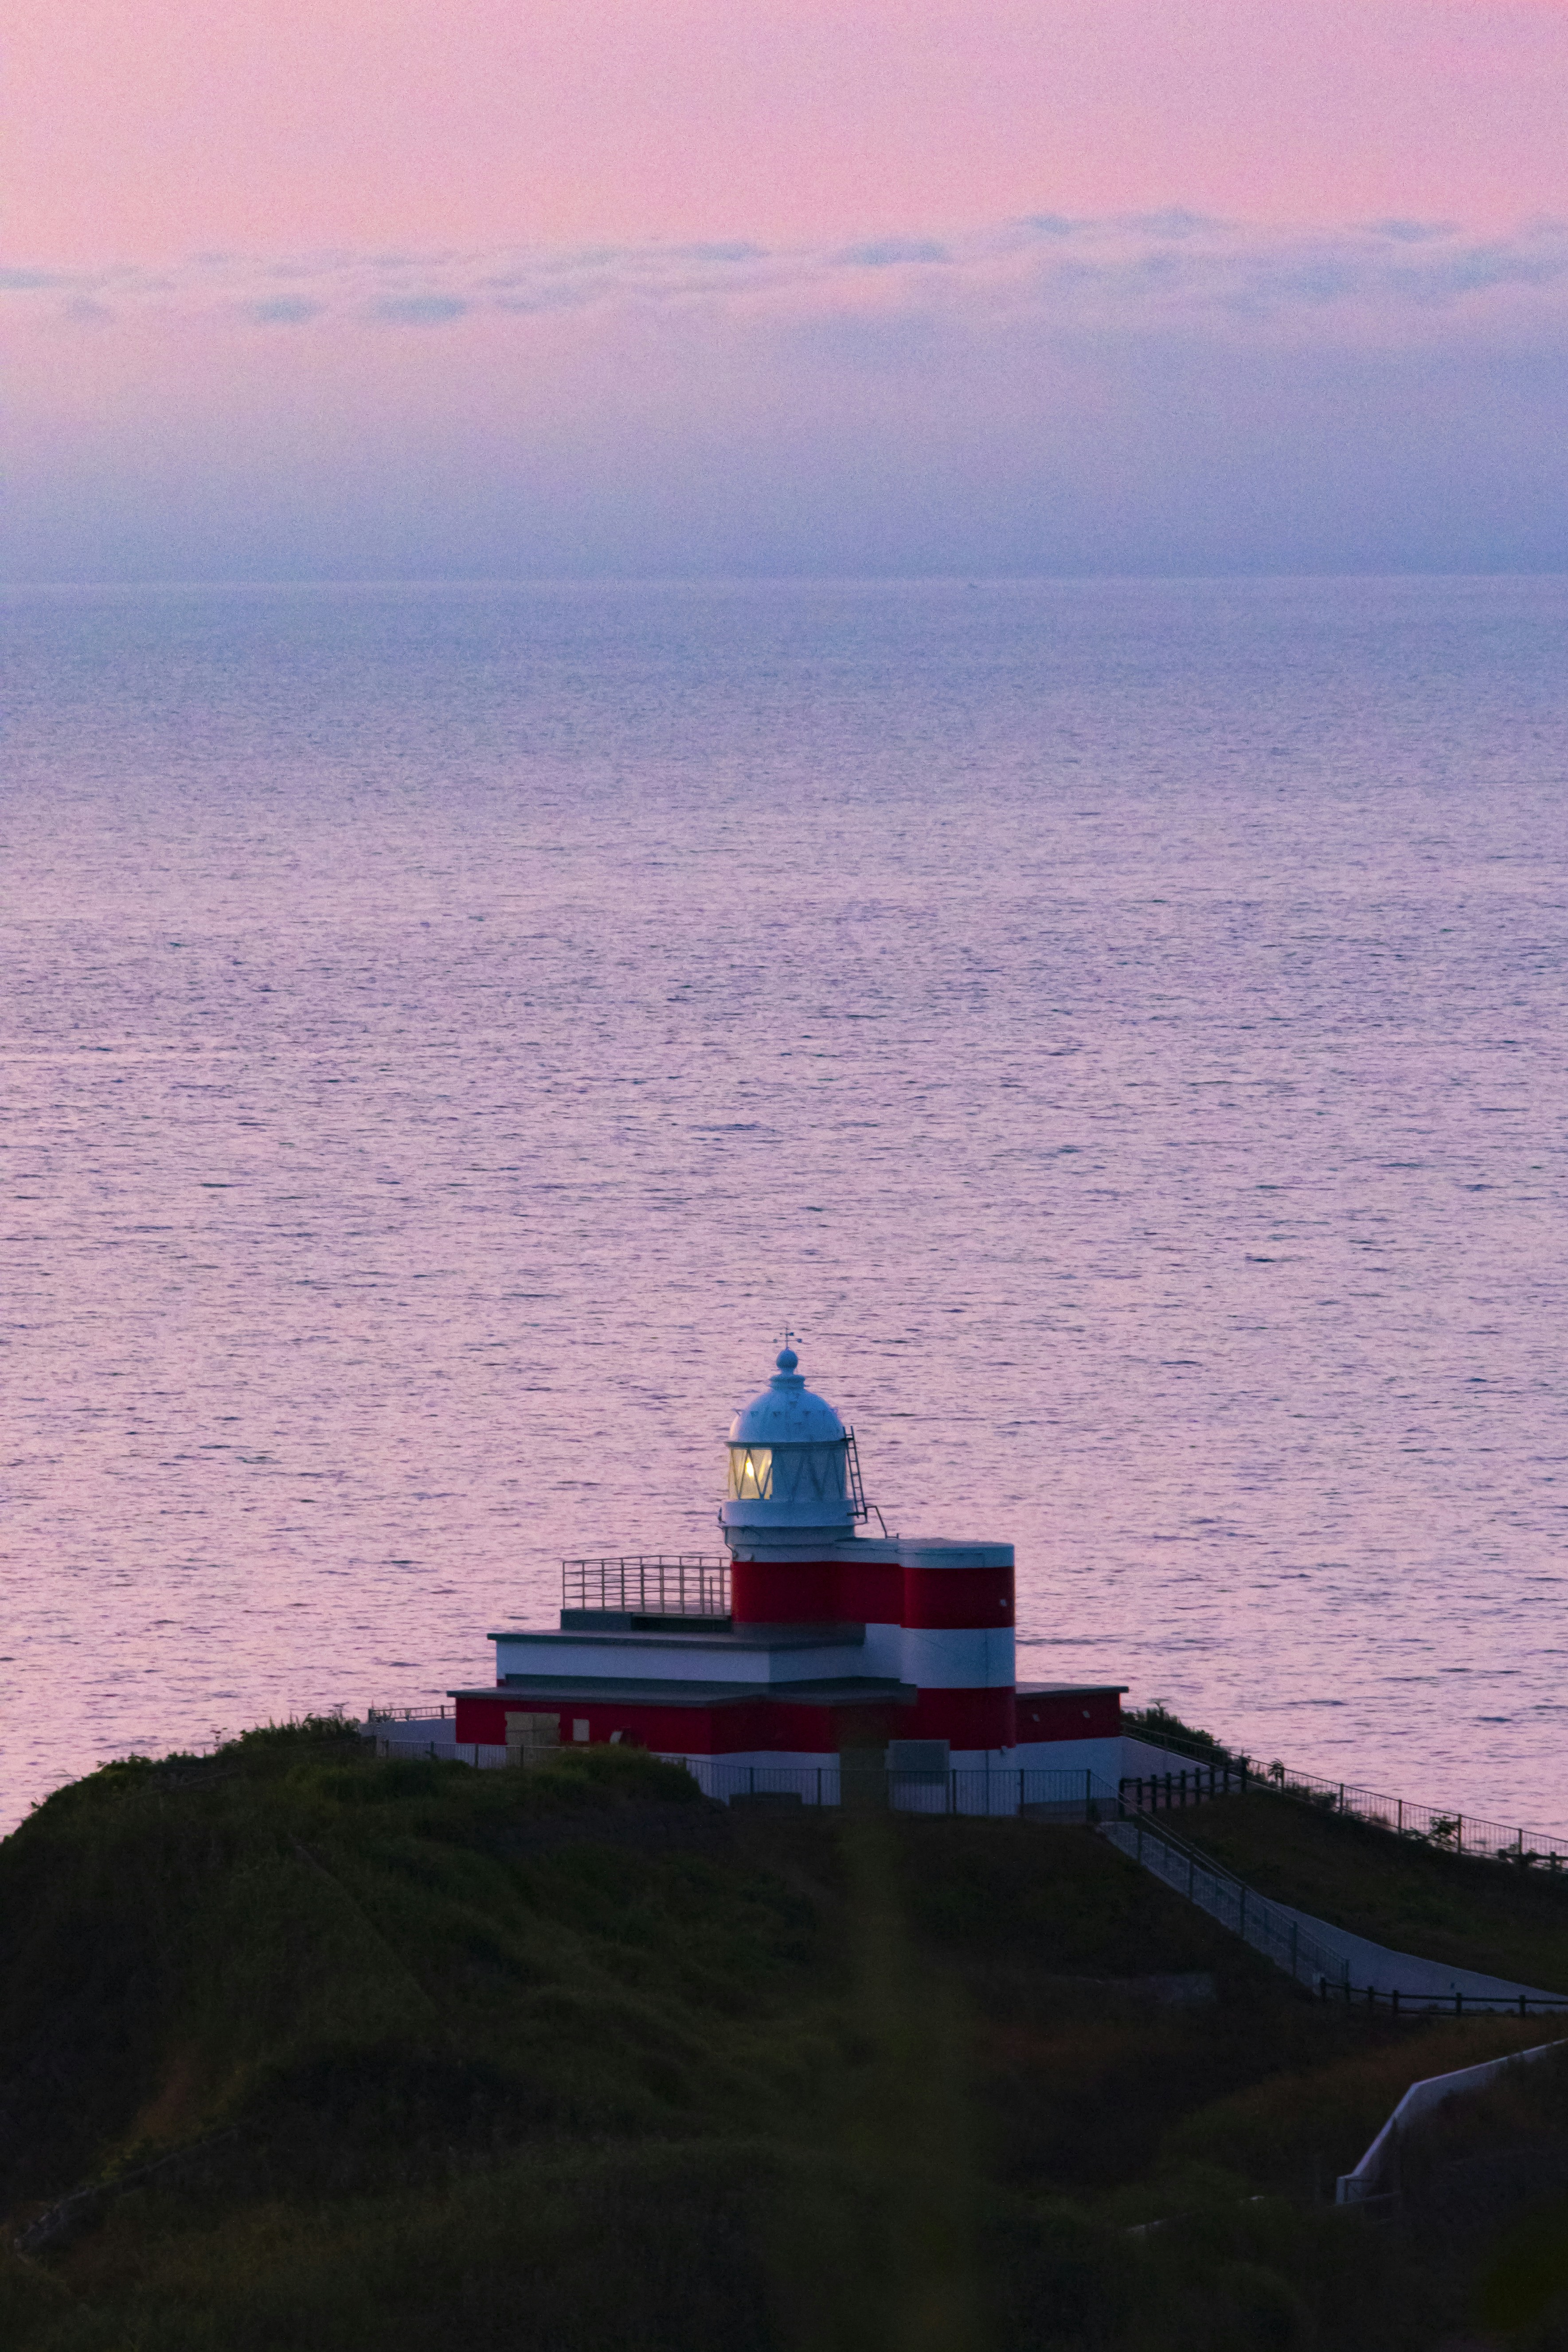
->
xmin=796 ymin=1443 xmax=845 ymax=1500
xmin=726 ymin=1446 xmax=773 ymax=1500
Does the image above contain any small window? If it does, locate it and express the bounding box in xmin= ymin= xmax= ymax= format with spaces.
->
xmin=726 ymin=1445 xmax=773 ymax=1500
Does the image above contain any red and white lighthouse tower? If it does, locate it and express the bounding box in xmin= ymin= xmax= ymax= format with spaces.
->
xmin=721 ymin=1346 xmax=1018 ymax=1763
xmin=450 ymin=1346 xmax=1124 ymax=1798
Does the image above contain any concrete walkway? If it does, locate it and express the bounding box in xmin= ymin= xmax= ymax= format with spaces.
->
xmin=1265 ymin=1898 xmax=1561 ymax=2004
xmin=1099 ymin=1814 xmax=1565 ymax=2005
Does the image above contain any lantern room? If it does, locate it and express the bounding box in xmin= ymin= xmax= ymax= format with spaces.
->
xmin=720 ymin=1346 xmax=860 ymax=1543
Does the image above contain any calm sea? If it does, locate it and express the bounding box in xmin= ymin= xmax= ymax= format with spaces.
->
xmin=4 ymin=578 xmax=1567 ymax=1833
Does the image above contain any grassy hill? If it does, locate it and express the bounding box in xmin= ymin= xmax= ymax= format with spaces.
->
xmin=1 ymin=1721 xmax=1566 ymax=2351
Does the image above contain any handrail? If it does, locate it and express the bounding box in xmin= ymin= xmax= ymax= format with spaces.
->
xmin=562 ymin=1555 xmax=731 ymax=1618
xmin=1099 ymin=1808 xmax=1353 ymax=1992
xmin=1102 ymin=1808 xmax=1568 ymax=2012
xmin=1123 ymin=1716 xmax=1568 ymax=1870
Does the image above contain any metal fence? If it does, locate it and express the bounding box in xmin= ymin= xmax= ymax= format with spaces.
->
xmin=1102 ymin=1810 xmax=1568 ymax=2012
xmin=561 ymin=1555 xmax=732 ymax=1618
xmin=667 ymin=1759 xmax=1122 ymax=1817
xmin=1121 ymin=1764 xmax=1250 ymax=1812
xmin=370 ymin=1735 xmax=510 ymax=1769
xmin=1257 ymin=1762 xmax=1568 ymax=1870
xmin=673 ymin=1758 xmax=842 ymax=1806
xmin=360 ymin=1741 xmax=1119 ymax=1816
xmin=1124 ymin=1719 xmax=1568 ymax=1870
xmin=1335 ymin=1986 xmax=1568 ymax=2020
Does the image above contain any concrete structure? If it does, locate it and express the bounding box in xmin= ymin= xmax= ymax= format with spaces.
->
xmin=451 ymin=1345 xmax=1124 ymax=1796
xmin=1337 ymin=2041 xmax=1568 ymax=2204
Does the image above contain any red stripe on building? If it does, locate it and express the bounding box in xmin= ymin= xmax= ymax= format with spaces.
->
xmin=454 ymin=1686 xmax=1017 ymax=1754
xmin=1015 ymin=1689 xmax=1123 ymax=1740
xmin=729 ymin=1555 xmax=902 ymax=1626
xmin=902 ymin=1685 xmax=1016 ymax=1748
xmin=838 ymin=1554 xmax=903 ymax=1623
xmin=901 ymin=1565 xmax=1014 ymax=1629
xmin=729 ymin=1558 xmax=841 ymax=1625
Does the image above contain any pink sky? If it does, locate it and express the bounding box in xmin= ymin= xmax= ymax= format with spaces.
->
xmin=8 ymin=0 xmax=1568 ymax=576
xmin=13 ymin=0 xmax=1568 ymax=262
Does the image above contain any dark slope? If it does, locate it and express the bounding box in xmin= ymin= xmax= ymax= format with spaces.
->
xmin=1 ymin=1722 xmax=1564 ymax=2351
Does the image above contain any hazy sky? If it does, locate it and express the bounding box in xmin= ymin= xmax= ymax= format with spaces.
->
xmin=9 ymin=0 xmax=1568 ymax=577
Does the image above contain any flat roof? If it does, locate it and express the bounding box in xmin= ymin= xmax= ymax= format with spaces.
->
xmin=492 ymin=1623 xmax=865 ymax=1652
xmin=450 ymin=1675 xmax=918 ymax=1710
xmin=1015 ymin=1684 xmax=1129 ymax=1697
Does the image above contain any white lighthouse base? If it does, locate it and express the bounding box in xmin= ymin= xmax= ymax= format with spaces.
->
xmin=658 ymin=1740 xmax=1129 ymax=1817
xmin=1012 ymin=1735 xmax=1126 ymax=1783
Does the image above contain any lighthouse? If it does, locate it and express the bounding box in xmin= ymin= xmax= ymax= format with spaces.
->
xmin=449 ymin=1346 xmax=1126 ymax=1802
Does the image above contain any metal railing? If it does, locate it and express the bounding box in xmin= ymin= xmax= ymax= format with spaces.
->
xmin=1124 ymin=1717 xmax=1568 ymax=1870
xmin=562 ymin=1555 xmax=731 ymax=1618
xmin=365 ymin=1703 xmax=454 ymax=1725
xmin=667 ymin=1760 xmax=1120 ymax=1817
xmin=1121 ymin=1765 xmax=1248 ymax=1812
xmin=1102 ymin=1807 xmax=1568 ymax=2011
xmin=1101 ymin=1809 xmax=1357 ymax=1992
xmin=1332 ymin=1986 xmax=1568 ymax=2019
xmin=674 ymin=1758 xmax=842 ymax=1806
xmin=371 ymin=1735 xmax=509 ymax=1769
xmin=360 ymin=1742 xmax=1125 ymax=1817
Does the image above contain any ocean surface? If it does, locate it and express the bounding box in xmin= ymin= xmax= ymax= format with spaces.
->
xmin=4 ymin=576 xmax=1567 ymax=1836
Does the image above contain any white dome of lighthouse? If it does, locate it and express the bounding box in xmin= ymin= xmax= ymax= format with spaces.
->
xmin=728 ymin=1347 xmax=846 ymax=1447
xmin=721 ymin=1347 xmax=858 ymax=1545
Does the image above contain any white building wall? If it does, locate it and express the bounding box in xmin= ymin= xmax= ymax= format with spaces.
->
xmin=899 ymin=1625 xmax=1016 ymax=1689
xmin=1013 ymin=1735 xmax=1125 ymax=1784
xmin=859 ymin=1618 xmax=905 ymax=1676
xmin=491 ymin=1631 xmax=867 ymax=1687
